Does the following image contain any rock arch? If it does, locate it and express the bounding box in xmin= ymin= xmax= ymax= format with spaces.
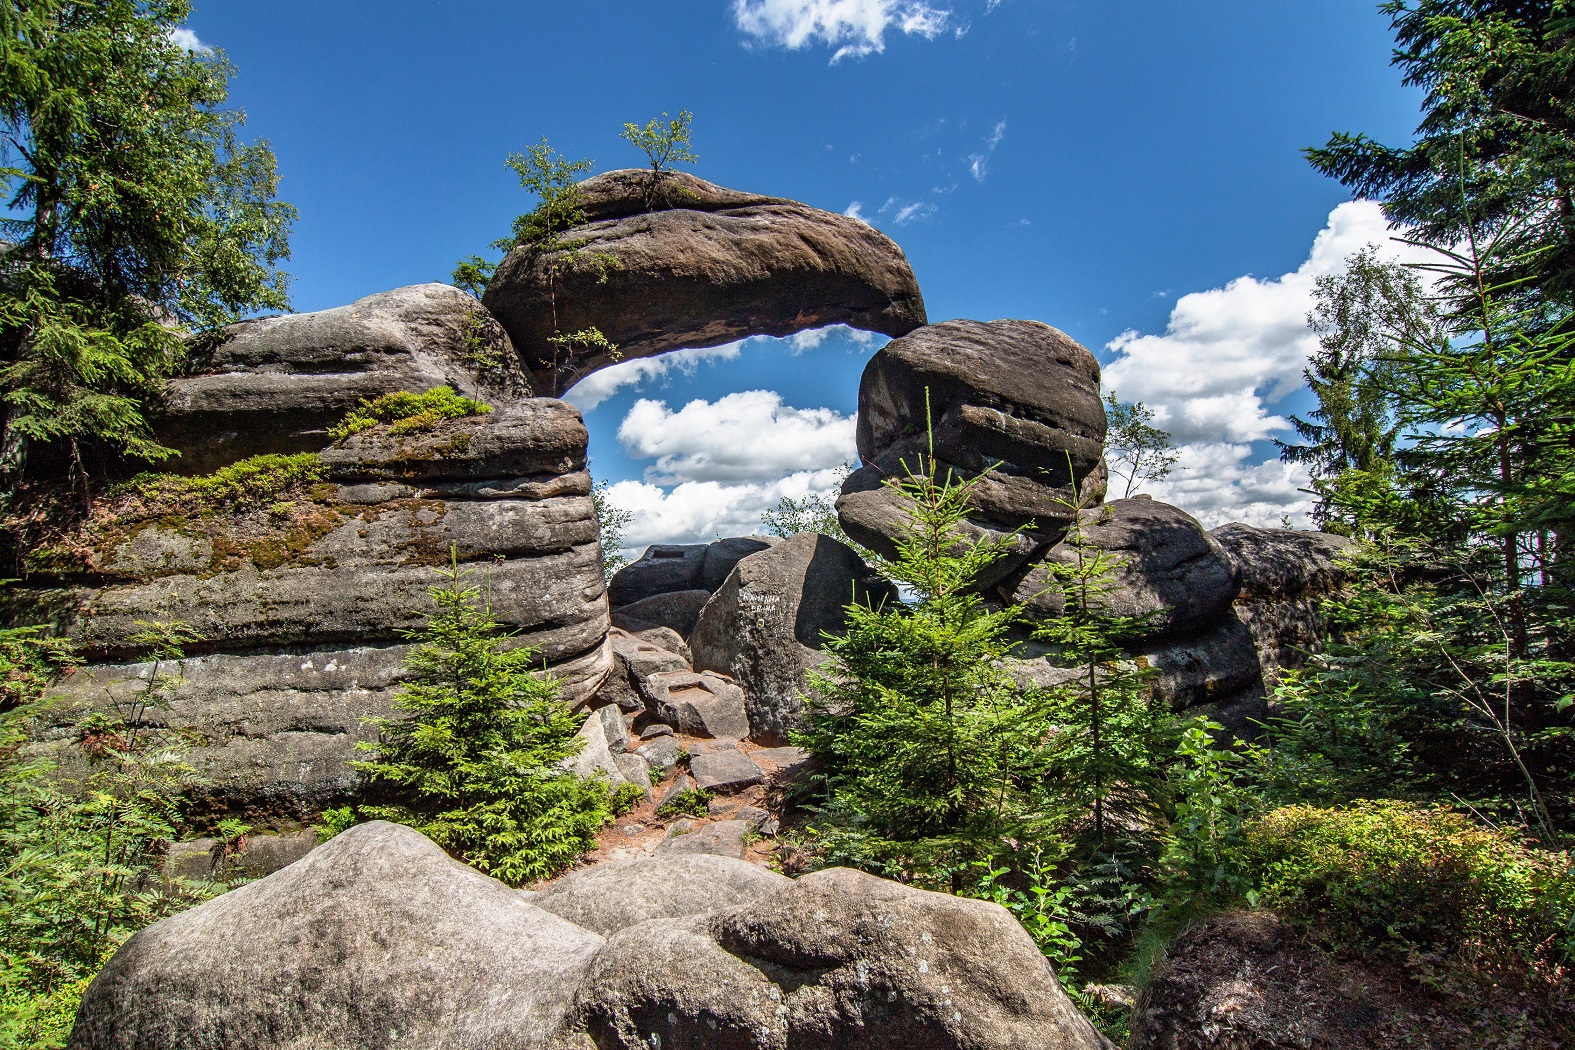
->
xmin=481 ymin=170 xmax=928 ymax=395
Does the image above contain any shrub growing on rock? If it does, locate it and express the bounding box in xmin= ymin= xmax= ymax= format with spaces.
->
xmin=1244 ymin=800 xmax=1575 ymax=975
xmin=328 ymin=385 xmax=491 ymax=442
xmin=354 ymin=554 xmax=615 ymax=885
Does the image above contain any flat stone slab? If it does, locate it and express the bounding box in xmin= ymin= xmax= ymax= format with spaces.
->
xmin=689 ymin=748 xmax=764 ymax=794
xmin=655 ymin=820 xmax=749 ymax=860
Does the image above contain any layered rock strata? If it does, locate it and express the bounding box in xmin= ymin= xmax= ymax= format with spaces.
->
xmin=483 ymin=170 xmax=928 ymax=394
xmin=22 ymin=303 xmax=610 ymax=820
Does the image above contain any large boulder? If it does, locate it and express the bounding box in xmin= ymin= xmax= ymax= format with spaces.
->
xmin=529 ymin=853 xmax=789 ymax=936
xmin=690 ymin=533 xmax=896 ymax=745
xmin=1129 ymin=911 xmax=1450 ymax=1050
xmin=840 ymin=319 xmax=1108 ymax=563
xmin=610 ymin=588 xmax=712 ymax=638
xmin=483 ymin=170 xmax=927 ymax=394
xmin=157 ymin=283 xmax=531 ymax=473
xmin=572 ymin=865 xmax=1109 ymax=1050
xmin=609 ymin=536 xmax=779 ymax=608
xmin=69 ymin=821 xmax=602 ymax=1050
xmin=1010 ymin=497 xmax=1240 ymax=640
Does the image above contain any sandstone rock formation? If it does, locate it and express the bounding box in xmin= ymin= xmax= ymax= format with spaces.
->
xmin=26 ymin=370 xmax=609 ymax=821
xmin=157 ymin=282 xmax=530 ymax=472
xmin=690 ymin=533 xmax=896 ymax=745
xmin=72 ymin=821 xmax=1108 ymax=1050
xmin=483 ymin=170 xmax=927 ymax=394
xmin=1009 ymin=497 xmax=1239 ymax=638
xmin=838 ymin=319 xmax=1108 ymax=578
xmin=1211 ymin=522 xmax=1352 ymax=685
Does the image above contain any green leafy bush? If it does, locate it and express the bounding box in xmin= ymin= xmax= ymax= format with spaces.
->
xmin=329 ymin=386 xmax=491 ymax=443
xmin=353 ymin=553 xmax=614 ymax=885
xmin=655 ymin=788 xmax=712 ymax=819
xmin=1245 ymin=801 xmax=1575 ymax=975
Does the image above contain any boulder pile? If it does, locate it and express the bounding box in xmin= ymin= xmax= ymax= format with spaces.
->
xmin=70 ymin=821 xmax=1110 ymax=1050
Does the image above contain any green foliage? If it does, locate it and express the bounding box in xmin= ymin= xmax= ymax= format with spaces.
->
xmin=450 ymin=138 xmax=592 ymax=298
xmin=312 ymin=805 xmax=358 ymax=843
xmin=1155 ymin=724 xmax=1256 ymax=914
xmin=0 ymin=0 xmax=295 ymax=470
xmin=621 ymin=110 xmax=697 ymax=174
xmin=0 ymin=620 xmax=221 ymax=1050
xmin=973 ymin=851 xmax=1085 ymax=988
xmin=655 ymin=788 xmax=712 ymax=819
xmin=591 ymin=480 xmax=633 ymax=583
xmin=329 ymin=386 xmax=492 ymax=443
xmin=1279 ymin=247 xmax=1443 ymax=532
xmin=1306 ymin=1 xmax=1575 ymax=304
xmin=353 ymin=553 xmax=614 ymax=885
xmin=1245 ymin=801 xmax=1575 ymax=976
xmin=1101 ymin=395 xmax=1177 ymax=500
xmin=795 ymin=450 xmax=1060 ymax=889
xmin=609 ymin=781 xmax=646 ymax=817
xmin=1034 ymin=500 xmax=1177 ymax=856
xmin=127 ymin=452 xmax=326 ymax=508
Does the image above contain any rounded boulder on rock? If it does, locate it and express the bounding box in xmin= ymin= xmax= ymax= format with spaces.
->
xmin=840 ymin=319 xmax=1108 ymax=558
xmin=1010 ymin=497 xmax=1240 ymax=639
xmin=689 ymin=532 xmax=896 ymax=745
xmin=572 ymin=865 xmax=1110 ymax=1050
xmin=483 ymin=170 xmax=927 ymax=395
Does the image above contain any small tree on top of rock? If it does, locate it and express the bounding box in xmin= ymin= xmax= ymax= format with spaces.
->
xmin=353 ymin=551 xmax=615 ymax=885
xmin=1102 ymin=394 xmax=1178 ymax=499
xmin=621 ymin=110 xmax=697 ymax=174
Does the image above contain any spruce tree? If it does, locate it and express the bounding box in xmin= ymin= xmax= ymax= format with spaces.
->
xmin=796 ymin=448 xmax=1059 ymax=890
xmin=355 ymin=555 xmax=614 ymax=885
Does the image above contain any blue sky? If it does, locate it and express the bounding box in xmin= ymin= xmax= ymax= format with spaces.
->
xmin=188 ymin=0 xmax=1425 ymax=549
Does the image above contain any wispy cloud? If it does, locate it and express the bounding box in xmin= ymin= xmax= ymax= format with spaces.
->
xmin=969 ymin=118 xmax=1007 ymax=181
xmin=732 ymin=0 xmax=956 ymax=62
xmin=843 ymin=200 xmax=870 ymax=224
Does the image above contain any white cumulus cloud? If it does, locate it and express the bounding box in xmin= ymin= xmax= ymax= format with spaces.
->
xmin=602 ymin=468 xmax=846 ymax=554
xmin=732 ymin=0 xmax=954 ymax=62
xmin=1101 ymin=199 xmax=1438 ymax=527
xmin=618 ymin=390 xmax=856 ymax=485
xmin=168 ymin=27 xmax=206 ymax=52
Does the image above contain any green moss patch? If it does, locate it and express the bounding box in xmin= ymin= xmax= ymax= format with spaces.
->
xmin=330 ymin=386 xmax=492 ymax=443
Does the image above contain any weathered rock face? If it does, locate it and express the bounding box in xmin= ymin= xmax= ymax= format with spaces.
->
xmin=157 ymin=283 xmax=531 ymax=473
xmin=1211 ymin=522 xmax=1352 ymax=687
xmin=1010 ymin=497 xmax=1240 ymax=639
xmin=25 ymin=393 xmax=611 ymax=820
xmin=839 ymin=319 xmax=1108 ymax=565
xmin=690 ymin=533 xmax=896 ymax=745
xmin=75 ymin=822 xmax=1107 ymax=1050
xmin=530 ymin=853 xmax=790 ymax=936
xmin=483 ymin=170 xmax=927 ymax=394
